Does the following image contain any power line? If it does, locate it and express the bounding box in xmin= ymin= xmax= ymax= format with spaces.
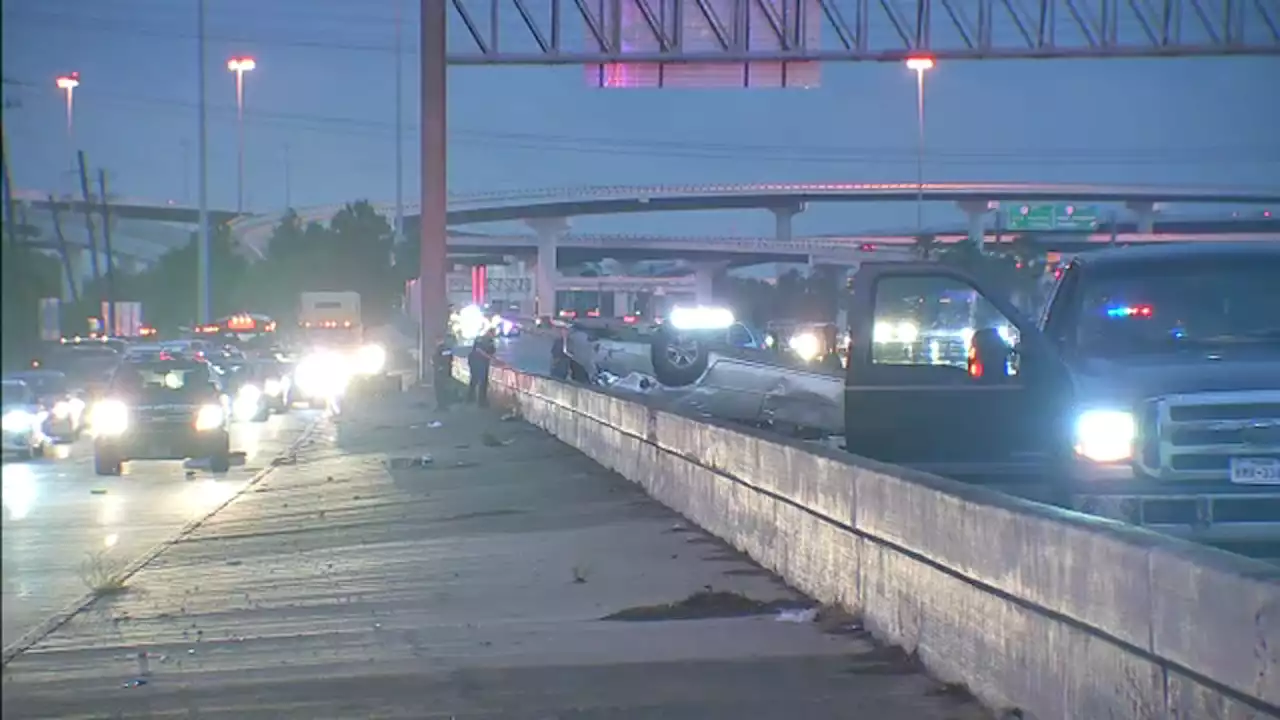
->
xmin=4 ymin=7 xmax=404 ymax=54
xmin=19 ymin=88 xmax=1278 ymax=167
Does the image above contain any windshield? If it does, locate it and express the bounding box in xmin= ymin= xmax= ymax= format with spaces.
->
xmin=12 ymin=374 xmax=67 ymax=396
xmin=1074 ymin=257 xmax=1280 ymax=357
xmin=109 ymin=364 xmax=215 ymax=401
xmin=2 ymin=382 xmax=27 ymax=406
xmin=43 ymin=349 xmax=120 ymax=380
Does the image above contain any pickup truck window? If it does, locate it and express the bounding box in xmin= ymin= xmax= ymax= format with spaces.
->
xmin=1070 ymin=257 xmax=1279 ymax=358
xmin=872 ymin=276 xmax=1019 ymax=370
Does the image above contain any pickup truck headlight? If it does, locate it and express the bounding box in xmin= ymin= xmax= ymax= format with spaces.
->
xmin=1074 ymin=409 xmax=1135 ymax=463
xmin=194 ymin=404 xmax=225 ymax=431
xmin=90 ymin=400 xmax=129 ymax=436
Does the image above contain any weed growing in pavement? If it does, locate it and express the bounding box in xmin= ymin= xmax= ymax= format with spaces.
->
xmin=78 ymin=549 xmax=129 ymax=597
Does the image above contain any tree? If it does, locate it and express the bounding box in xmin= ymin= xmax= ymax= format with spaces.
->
xmin=105 ymin=222 xmax=247 ymax=332
xmin=1 ymin=243 xmax=62 ymax=368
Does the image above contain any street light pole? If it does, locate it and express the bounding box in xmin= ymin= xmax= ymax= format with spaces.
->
xmin=196 ymin=0 xmax=210 ymax=324
xmin=55 ymin=73 xmax=80 ymax=190
xmin=905 ymin=57 xmax=933 ymax=236
xmin=227 ymin=57 xmax=256 ymax=214
xmin=55 ymin=72 xmax=79 ymax=141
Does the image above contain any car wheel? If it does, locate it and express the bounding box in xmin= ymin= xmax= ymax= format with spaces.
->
xmin=94 ymin=451 xmax=123 ymax=476
xmin=650 ymin=330 xmax=709 ymax=387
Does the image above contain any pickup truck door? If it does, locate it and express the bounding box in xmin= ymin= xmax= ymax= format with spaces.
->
xmin=844 ymin=262 xmax=1069 ymax=483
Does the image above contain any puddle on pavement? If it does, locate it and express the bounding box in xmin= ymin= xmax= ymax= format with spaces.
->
xmin=602 ymin=590 xmax=810 ymax=622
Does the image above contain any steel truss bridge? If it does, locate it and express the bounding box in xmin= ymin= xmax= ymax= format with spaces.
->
xmin=443 ymin=0 xmax=1280 ymax=64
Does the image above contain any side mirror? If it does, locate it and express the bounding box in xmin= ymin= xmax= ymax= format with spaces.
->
xmin=967 ymin=328 xmax=1013 ymax=382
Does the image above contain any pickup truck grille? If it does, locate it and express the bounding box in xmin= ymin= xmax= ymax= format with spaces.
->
xmin=1137 ymin=391 xmax=1280 ymax=481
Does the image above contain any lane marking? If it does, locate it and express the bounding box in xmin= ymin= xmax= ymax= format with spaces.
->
xmin=1 ymin=414 xmax=324 ymax=667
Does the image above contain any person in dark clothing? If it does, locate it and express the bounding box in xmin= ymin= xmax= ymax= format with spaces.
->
xmin=431 ymin=340 xmax=454 ymax=410
xmin=549 ymin=328 xmax=570 ymax=380
xmin=466 ymin=330 xmax=497 ymax=406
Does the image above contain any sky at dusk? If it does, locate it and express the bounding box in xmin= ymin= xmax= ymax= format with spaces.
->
xmin=3 ymin=0 xmax=1278 ymax=237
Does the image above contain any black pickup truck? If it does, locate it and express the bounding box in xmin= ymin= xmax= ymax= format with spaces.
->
xmin=842 ymin=242 xmax=1280 ymax=543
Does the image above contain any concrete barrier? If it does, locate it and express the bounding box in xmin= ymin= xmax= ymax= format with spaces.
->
xmin=456 ymin=359 xmax=1280 ymax=719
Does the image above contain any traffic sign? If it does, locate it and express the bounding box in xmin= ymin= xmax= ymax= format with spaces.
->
xmin=1008 ymin=203 xmax=1100 ymax=231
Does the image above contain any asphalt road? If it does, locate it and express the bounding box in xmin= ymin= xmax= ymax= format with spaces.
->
xmin=1 ymin=409 xmax=316 ymax=649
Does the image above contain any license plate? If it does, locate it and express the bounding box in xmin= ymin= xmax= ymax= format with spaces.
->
xmin=1229 ymin=457 xmax=1280 ymax=485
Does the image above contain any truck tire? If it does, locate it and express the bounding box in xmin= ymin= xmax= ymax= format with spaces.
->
xmin=651 ymin=330 xmax=709 ymax=387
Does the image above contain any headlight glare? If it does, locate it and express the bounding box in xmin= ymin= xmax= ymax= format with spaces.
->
xmin=1074 ymin=409 xmax=1135 ymax=464
xmin=195 ymin=404 xmax=225 ymax=431
xmin=90 ymin=400 xmax=129 ymax=436
xmin=2 ymin=410 xmax=34 ymax=432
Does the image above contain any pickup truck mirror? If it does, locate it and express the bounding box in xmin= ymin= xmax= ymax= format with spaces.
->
xmin=967 ymin=327 xmax=1013 ymax=382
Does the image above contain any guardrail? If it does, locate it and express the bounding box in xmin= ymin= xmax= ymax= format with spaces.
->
xmin=453 ymin=359 xmax=1279 ymax=719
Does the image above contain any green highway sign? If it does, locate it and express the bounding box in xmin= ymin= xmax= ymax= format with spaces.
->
xmin=1007 ymin=203 xmax=1101 ymax=232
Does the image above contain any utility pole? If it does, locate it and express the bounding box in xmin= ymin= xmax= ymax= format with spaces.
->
xmin=419 ymin=0 xmax=448 ymax=384
xmin=1 ymin=121 xmax=18 ymax=247
xmin=47 ymin=194 xmax=80 ymax=305
xmin=76 ymin=150 xmax=102 ymax=287
xmin=196 ymin=0 xmax=211 ymax=324
xmin=97 ymin=169 xmax=116 ymax=335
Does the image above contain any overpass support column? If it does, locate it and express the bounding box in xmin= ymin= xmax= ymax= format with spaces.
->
xmin=694 ymin=267 xmax=715 ymax=305
xmin=1126 ymin=201 xmax=1156 ymax=234
xmin=613 ymin=291 xmax=631 ymax=316
xmin=771 ymin=202 xmax=805 ymax=243
xmin=957 ymin=200 xmax=993 ymax=250
xmin=527 ymin=218 xmax=569 ymax=316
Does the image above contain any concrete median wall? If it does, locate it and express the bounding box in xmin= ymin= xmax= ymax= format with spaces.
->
xmin=456 ymin=360 xmax=1280 ymax=720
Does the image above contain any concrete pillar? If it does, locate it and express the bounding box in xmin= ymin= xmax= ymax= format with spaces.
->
xmin=1126 ymin=200 xmax=1156 ymax=234
xmin=771 ymin=203 xmax=805 ymax=243
xmin=694 ymin=267 xmax=714 ymax=305
xmin=612 ymin=291 xmax=630 ymax=316
xmin=957 ymin=200 xmax=993 ymax=249
xmin=526 ymin=218 xmax=568 ymax=316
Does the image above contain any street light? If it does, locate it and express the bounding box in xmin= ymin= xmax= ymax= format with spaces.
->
xmin=55 ymin=72 xmax=79 ymax=139
xmin=905 ymin=56 xmax=934 ymax=235
xmin=227 ymin=56 xmax=256 ymax=213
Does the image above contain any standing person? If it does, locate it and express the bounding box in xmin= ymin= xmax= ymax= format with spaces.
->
xmin=431 ymin=339 xmax=454 ymax=410
xmin=549 ymin=327 xmax=570 ymax=380
xmin=466 ymin=329 xmax=497 ymax=406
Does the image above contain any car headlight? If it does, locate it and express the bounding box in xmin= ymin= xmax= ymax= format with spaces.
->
xmin=90 ymin=400 xmax=129 ymax=436
xmin=788 ymin=332 xmax=822 ymax=362
xmin=1074 ymin=409 xmax=1135 ymax=463
xmin=264 ymin=378 xmax=283 ymax=396
xmin=233 ymin=385 xmax=262 ymax=420
xmin=296 ymin=352 xmax=350 ymax=398
xmin=194 ymin=404 xmax=225 ymax=431
xmin=355 ymin=344 xmax=387 ymax=375
xmin=52 ymin=401 xmax=72 ymax=419
xmin=2 ymin=410 xmax=34 ymax=432
xmin=896 ymin=322 xmax=919 ymax=343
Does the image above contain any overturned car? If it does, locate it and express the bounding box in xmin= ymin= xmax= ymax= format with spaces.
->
xmin=560 ymin=307 xmax=847 ymax=436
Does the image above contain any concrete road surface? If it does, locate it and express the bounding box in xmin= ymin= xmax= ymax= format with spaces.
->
xmin=1 ymin=411 xmax=316 ymax=650
xmin=1 ymin=392 xmax=992 ymax=719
